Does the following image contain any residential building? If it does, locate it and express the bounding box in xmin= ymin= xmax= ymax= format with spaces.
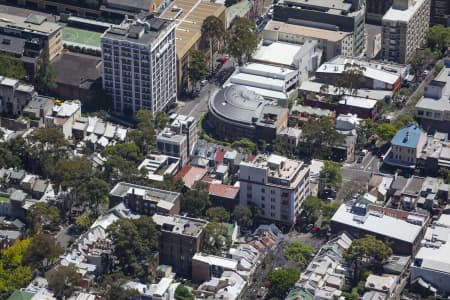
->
xmin=137 ymin=154 xmax=180 ymax=182
xmin=195 ymin=271 xmax=246 ymax=300
xmin=273 ymin=0 xmax=366 ymax=56
xmin=123 ymin=278 xmax=179 ymax=300
xmin=263 ymin=20 xmax=354 ymax=61
xmin=330 ymin=202 xmax=429 ymax=255
xmin=0 ymin=77 xmax=37 ymax=116
xmin=297 ymin=233 xmax=353 ymax=298
xmin=366 ymin=0 xmax=393 ymax=24
xmin=208 ymin=86 xmax=288 ymax=142
xmin=239 ymin=154 xmax=310 ymax=227
xmin=430 ymin=0 xmax=450 ymax=26
xmin=410 ymin=216 xmax=450 ymax=294
xmin=415 ymin=65 xmax=450 ymax=134
xmin=22 ymin=96 xmax=54 ymax=125
xmin=109 ymin=182 xmax=181 ymax=216
xmin=381 ymin=0 xmax=431 ymax=63
xmin=174 ymin=165 xmax=207 ymax=189
xmin=152 ymin=214 xmax=208 ymax=278
xmin=159 ymin=0 xmax=226 ymax=93
xmin=101 ymin=14 xmax=176 ymax=114
xmin=44 ymin=100 xmax=81 ymax=139
xmin=289 ymin=104 xmax=335 ymax=127
xmin=13 ymin=0 xmax=102 ymax=18
xmin=208 ymin=184 xmax=240 ymax=212
xmin=0 ymin=12 xmax=63 ymax=61
xmin=168 ymin=114 xmax=198 ymax=157
xmin=364 ymin=274 xmax=399 ymax=299
xmin=386 ymin=124 xmax=428 ymax=168
xmin=278 ymin=127 xmax=302 ymax=154
xmin=192 ymin=253 xmax=239 ymax=283
xmin=101 ymin=0 xmax=165 ymax=16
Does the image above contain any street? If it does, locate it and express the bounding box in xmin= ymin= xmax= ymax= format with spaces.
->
xmin=341 ymin=152 xmax=382 ymax=182
xmin=176 ymin=83 xmax=219 ymax=119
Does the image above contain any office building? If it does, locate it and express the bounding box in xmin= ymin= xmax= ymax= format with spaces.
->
xmin=0 ymin=12 xmax=62 ymax=62
xmin=381 ymin=0 xmax=431 ymax=63
xmin=0 ymin=76 xmax=37 ymax=116
xmin=239 ymin=154 xmax=310 ymax=227
xmin=13 ymin=0 xmax=102 ymax=18
xmin=273 ymin=0 xmax=366 ymax=56
xmin=366 ymin=0 xmax=393 ymax=24
xmin=415 ymin=65 xmax=450 ymax=134
xmin=430 ymin=0 xmax=450 ymax=26
xmin=208 ymin=86 xmax=288 ymax=142
xmin=263 ymin=20 xmax=354 ymax=61
xmin=109 ymin=182 xmax=181 ymax=215
xmin=153 ymin=214 xmax=208 ymax=278
xmin=168 ymin=114 xmax=198 ymax=157
xmin=101 ymin=14 xmax=176 ymax=114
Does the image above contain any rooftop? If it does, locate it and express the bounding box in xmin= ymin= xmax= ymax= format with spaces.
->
xmin=53 ymin=52 xmax=101 ymax=88
xmin=159 ymin=0 xmax=225 ymax=59
xmin=110 ymin=182 xmax=180 ymax=204
xmin=208 ymin=183 xmax=239 ymax=199
xmin=415 ymin=66 xmax=450 ymax=113
xmin=0 ymin=12 xmax=60 ymax=36
xmin=264 ymin=20 xmax=352 ymax=42
xmin=193 ymin=253 xmax=238 ymax=270
xmin=252 ymin=42 xmax=305 ymax=67
xmin=174 ymin=165 xmax=207 ymax=189
xmin=331 ymin=203 xmax=424 ymax=243
xmin=391 ymin=124 xmax=425 ymax=148
xmin=383 ymin=0 xmax=427 ymax=23
xmin=242 ymin=154 xmax=304 ymax=182
xmin=152 ymin=214 xmax=207 ymax=237
xmin=278 ymin=0 xmax=353 ymax=13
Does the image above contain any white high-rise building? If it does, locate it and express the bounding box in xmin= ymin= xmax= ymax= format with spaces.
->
xmin=101 ymin=14 xmax=177 ymax=114
xmin=239 ymin=154 xmax=310 ymax=226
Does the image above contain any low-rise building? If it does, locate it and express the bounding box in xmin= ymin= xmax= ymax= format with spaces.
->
xmin=109 ymin=182 xmax=181 ymax=216
xmin=208 ymin=184 xmax=240 ymax=212
xmin=137 ymin=154 xmax=180 ymax=182
xmin=414 ymin=64 xmax=450 ymax=134
xmin=278 ymin=127 xmax=302 ymax=154
xmin=174 ymin=165 xmax=207 ymax=190
xmin=153 ymin=214 xmax=208 ymax=278
xmin=239 ymin=154 xmax=310 ymax=227
xmin=330 ymin=202 xmax=429 ymax=255
xmin=44 ymin=100 xmax=81 ymax=139
xmin=195 ymin=271 xmax=246 ymax=300
xmin=0 ymin=76 xmax=37 ymax=117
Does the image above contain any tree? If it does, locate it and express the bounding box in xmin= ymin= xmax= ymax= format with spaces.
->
xmin=375 ymin=123 xmax=397 ymax=141
xmin=47 ymin=265 xmax=82 ymax=298
xmin=202 ymin=222 xmax=229 ymax=255
xmin=188 ymin=49 xmax=208 ymax=89
xmin=201 ymin=16 xmax=225 ymax=73
xmin=267 ymin=269 xmax=299 ymax=299
xmin=103 ymin=143 xmax=143 ymax=165
xmin=356 ymin=119 xmax=376 ymax=149
xmin=175 ymin=284 xmax=194 ymax=300
xmin=0 ymin=54 xmax=27 ymax=80
xmin=52 ymin=157 xmax=92 ymax=190
xmin=35 ymin=52 xmax=56 ymax=94
xmin=181 ymin=188 xmax=210 ymax=217
xmin=29 ymin=128 xmax=68 ymax=156
xmin=233 ymin=204 xmax=253 ymax=228
xmin=231 ymin=138 xmax=257 ymax=154
xmin=392 ymin=114 xmax=414 ymax=129
xmin=26 ymin=202 xmax=60 ymax=233
xmin=24 ymin=234 xmax=62 ymax=269
xmin=206 ymin=207 xmax=230 ymax=223
xmin=75 ymin=213 xmax=93 ymax=230
xmin=76 ymin=178 xmax=110 ymax=217
xmin=438 ymin=167 xmax=450 ymax=184
xmin=300 ymin=196 xmax=322 ymax=224
xmin=346 ymin=235 xmax=392 ymax=282
xmin=336 ymin=180 xmax=367 ymax=202
xmin=410 ymin=48 xmax=438 ymax=77
xmin=155 ymin=111 xmax=170 ymax=130
xmin=426 ymin=25 xmax=450 ymax=52
xmin=284 ymin=241 xmax=313 ymax=269
xmin=1 ymin=238 xmax=31 ymax=267
xmin=128 ymin=109 xmax=156 ymax=155
xmin=301 ymin=118 xmax=343 ymax=159
xmin=107 ymin=217 xmax=160 ymax=277
xmin=225 ymin=17 xmax=259 ymax=65
xmin=319 ymin=161 xmax=342 ymax=190
xmin=334 ymin=63 xmax=366 ymax=96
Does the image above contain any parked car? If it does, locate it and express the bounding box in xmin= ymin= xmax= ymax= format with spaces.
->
xmin=305 ymin=223 xmax=314 ymax=232
xmin=311 ymin=226 xmax=320 ymax=234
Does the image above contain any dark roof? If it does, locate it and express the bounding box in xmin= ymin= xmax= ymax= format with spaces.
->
xmin=53 ymin=52 xmax=101 ymax=87
xmin=0 ymin=34 xmax=26 ymax=55
xmin=106 ymin=0 xmax=152 ymax=11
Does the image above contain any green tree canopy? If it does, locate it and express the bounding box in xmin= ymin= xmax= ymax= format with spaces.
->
xmin=35 ymin=52 xmax=56 ymax=94
xmin=319 ymin=161 xmax=342 ymax=189
xmin=334 ymin=63 xmax=366 ymax=96
xmin=231 ymin=138 xmax=257 ymax=154
xmin=128 ymin=109 xmax=156 ymax=155
xmin=375 ymin=123 xmax=397 ymax=141
xmin=426 ymin=25 xmax=450 ymax=52
xmin=175 ymin=284 xmax=195 ymax=300
xmin=47 ymin=265 xmax=82 ymax=298
xmin=24 ymin=234 xmax=62 ymax=269
xmin=225 ymin=17 xmax=259 ymax=65
xmin=268 ymin=269 xmax=299 ymax=299
xmin=233 ymin=204 xmax=253 ymax=228
xmin=284 ymin=241 xmax=313 ymax=269
xmin=301 ymin=118 xmax=343 ymax=159
xmin=202 ymin=222 xmax=229 ymax=255
xmin=188 ymin=49 xmax=209 ymax=88
xmin=206 ymin=207 xmax=230 ymax=223
xmin=107 ymin=216 xmax=160 ymax=277
xmin=0 ymin=54 xmax=27 ymax=80
xmin=52 ymin=157 xmax=92 ymax=190
xmin=1 ymin=238 xmax=31 ymax=267
xmin=76 ymin=178 xmax=110 ymax=217
xmin=26 ymin=202 xmax=60 ymax=233
xmin=300 ymin=195 xmax=322 ymax=224
xmin=201 ymin=15 xmax=225 ymax=73
xmin=103 ymin=142 xmax=143 ymax=165
xmin=181 ymin=186 xmax=210 ymax=217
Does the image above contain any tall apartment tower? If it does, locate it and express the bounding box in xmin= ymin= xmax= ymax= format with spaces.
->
xmin=101 ymin=14 xmax=177 ymax=114
xmin=381 ymin=0 xmax=431 ymax=64
xmin=239 ymin=154 xmax=310 ymax=227
xmin=430 ymin=0 xmax=450 ymax=26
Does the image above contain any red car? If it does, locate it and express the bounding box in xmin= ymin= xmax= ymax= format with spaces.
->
xmin=311 ymin=226 xmax=320 ymax=234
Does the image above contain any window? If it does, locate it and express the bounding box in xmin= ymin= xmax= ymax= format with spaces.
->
xmin=261 ymin=188 xmax=265 ymax=193
xmin=271 ymin=205 xmax=275 ymax=210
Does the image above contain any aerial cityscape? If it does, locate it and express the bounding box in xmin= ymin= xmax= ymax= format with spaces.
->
xmin=0 ymin=0 xmax=449 ymax=299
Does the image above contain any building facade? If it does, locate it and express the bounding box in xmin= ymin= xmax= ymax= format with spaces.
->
xmin=381 ymin=0 xmax=431 ymax=63
xmin=430 ymin=0 xmax=450 ymax=26
xmin=389 ymin=124 xmax=428 ymax=168
xmin=239 ymin=154 xmax=310 ymax=227
xmin=101 ymin=15 xmax=177 ymax=114
xmin=0 ymin=77 xmax=37 ymax=116
xmin=273 ymin=0 xmax=366 ymax=56
xmin=366 ymin=0 xmax=393 ymax=24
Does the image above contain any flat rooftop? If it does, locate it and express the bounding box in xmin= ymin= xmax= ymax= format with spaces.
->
xmin=264 ymin=20 xmax=352 ymax=42
xmin=110 ymin=182 xmax=180 ymax=203
xmin=159 ymin=0 xmax=225 ymax=59
xmin=253 ymin=42 xmax=304 ymax=67
xmin=382 ymin=0 xmax=427 ymax=22
xmin=243 ymin=154 xmax=304 ymax=182
xmin=278 ymin=0 xmax=355 ymax=15
xmin=331 ymin=203 xmax=424 ymax=243
xmin=193 ymin=253 xmax=238 ymax=270
xmin=0 ymin=12 xmax=60 ymax=36
xmin=152 ymin=214 xmax=207 ymax=237
xmin=415 ymin=66 xmax=450 ymax=113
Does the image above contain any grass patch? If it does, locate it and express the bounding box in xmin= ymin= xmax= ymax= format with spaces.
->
xmin=0 ymin=196 xmax=10 ymax=202
xmin=61 ymin=24 xmax=101 ymax=48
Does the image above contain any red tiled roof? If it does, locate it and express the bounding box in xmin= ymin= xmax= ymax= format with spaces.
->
xmin=208 ymin=183 xmax=239 ymax=199
xmin=175 ymin=165 xmax=207 ymax=189
xmin=215 ymin=149 xmax=226 ymax=164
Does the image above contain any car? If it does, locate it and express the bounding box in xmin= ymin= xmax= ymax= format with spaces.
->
xmin=200 ymin=79 xmax=208 ymax=86
xmin=310 ymin=226 xmax=320 ymax=234
xmin=305 ymin=223 xmax=314 ymax=232
xmin=357 ymin=156 xmax=364 ymax=163
xmin=423 ymin=70 xmax=430 ymax=76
